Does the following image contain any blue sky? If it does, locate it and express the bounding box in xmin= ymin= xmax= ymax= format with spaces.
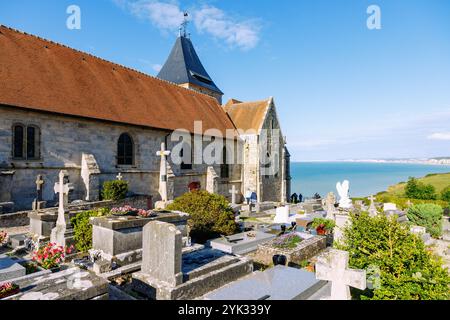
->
xmin=1 ymin=0 xmax=450 ymax=161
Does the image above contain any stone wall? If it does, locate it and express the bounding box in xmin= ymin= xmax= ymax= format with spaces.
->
xmin=0 ymin=107 xmax=242 ymax=210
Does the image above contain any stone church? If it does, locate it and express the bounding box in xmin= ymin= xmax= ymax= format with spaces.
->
xmin=0 ymin=25 xmax=291 ymax=211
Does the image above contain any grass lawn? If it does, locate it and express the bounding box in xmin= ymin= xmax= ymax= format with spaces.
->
xmin=386 ymin=172 xmax=450 ymax=197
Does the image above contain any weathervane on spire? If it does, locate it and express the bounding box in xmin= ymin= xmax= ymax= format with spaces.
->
xmin=179 ymin=12 xmax=189 ymax=38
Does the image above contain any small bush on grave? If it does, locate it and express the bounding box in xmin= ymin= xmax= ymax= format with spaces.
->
xmin=405 ymin=177 xmax=437 ymax=200
xmin=71 ymin=208 xmax=110 ymax=252
xmin=441 ymin=186 xmax=450 ymax=202
xmin=167 ymin=190 xmax=239 ymax=243
xmin=311 ymin=218 xmax=336 ymax=235
xmin=407 ymin=204 xmax=443 ymax=238
xmin=101 ymin=180 xmax=128 ymax=201
xmin=336 ymin=212 xmax=450 ymax=300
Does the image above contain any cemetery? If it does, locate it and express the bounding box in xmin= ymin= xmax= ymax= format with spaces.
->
xmin=1 ymin=163 xmax=449 ymax=301
xmin=0 ymin=9 xmax=449 ymax=303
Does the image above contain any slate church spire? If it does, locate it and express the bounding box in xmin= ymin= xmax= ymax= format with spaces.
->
xmin=157 ymin=13 xmax=224 ymax=104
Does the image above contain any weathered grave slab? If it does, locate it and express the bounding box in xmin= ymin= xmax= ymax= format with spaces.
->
xmin=0 ymin=256 xmax=26 ymax=282
xmin=90 ymin=211 xmax=189 ymax=267
xmin=3 ymin=267 xmax=108 ymax=300
xmin=203 ymin=265 xmax=327 ymax=300
xmin=209 ymin=231 xmax=276 ymax=255
xmin=253 ymin=233 xmax=326 ymax=267
xmin=132 ymin=221 xmax=253 ymax=300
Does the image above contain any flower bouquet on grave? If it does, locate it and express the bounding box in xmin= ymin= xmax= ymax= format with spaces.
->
xmin=137 ymin=209 xmax=157 ymax=218
xmin=0 ymin=282 xmax=20 ymax=299
xmin=0 ymin=230 xmax=8 ymax=247
xmin=32 ymin=242 xmax=74 ymax=271
xmin=110 ymin=205 xmax=140 ymax=217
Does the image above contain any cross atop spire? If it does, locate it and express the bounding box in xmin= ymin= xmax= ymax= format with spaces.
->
xmin=179 ymin=12 xmax=190 ymax=38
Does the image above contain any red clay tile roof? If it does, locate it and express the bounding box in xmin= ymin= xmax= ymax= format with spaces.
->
xmin=0 ymin=25 xmax=236 ymax=135
xmin=224 ymin=98 xmax=271 ymax=133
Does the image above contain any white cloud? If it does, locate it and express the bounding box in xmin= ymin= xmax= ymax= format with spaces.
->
xmin=114 ymin=1 xmax=260 ymax=50
xmin=428 ymin=132 xmax=450 ymax=141
xmin=193 ymin=6 xmax=260 ymax=51
xmin=128 ymin=0 xmax=184 ymax=31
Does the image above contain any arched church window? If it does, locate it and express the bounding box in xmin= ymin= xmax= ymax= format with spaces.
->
xmin=180 ymin=139 xmax=193 ymax=170
xmin=220 ymin=146 xmax=230 ymax=179
xmin=117 ymin=133 xmax=134 ymax=165
xmin=12 ymin=124 xmax=40 ymax=160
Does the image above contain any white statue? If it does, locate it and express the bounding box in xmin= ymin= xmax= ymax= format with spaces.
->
xmin=336 ymin=180 xmax=352 ymax=209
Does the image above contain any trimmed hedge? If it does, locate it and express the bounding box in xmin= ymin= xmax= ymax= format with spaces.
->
xmin=71 ymin=208 xmax=110 ymax=252
xmin=101 ymin=180 xmax=128 ymax=201
xmin=167 ymin=190 xmax=238 ymax=243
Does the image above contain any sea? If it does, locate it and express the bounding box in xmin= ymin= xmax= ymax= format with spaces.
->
xmin=291 ymin=162 xmax=450 ymax=198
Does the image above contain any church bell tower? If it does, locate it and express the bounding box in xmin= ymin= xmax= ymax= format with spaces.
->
xmin=157 ymin=13 xmax=224 ymax=104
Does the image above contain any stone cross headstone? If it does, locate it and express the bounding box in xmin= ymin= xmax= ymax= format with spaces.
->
xmin=229 ymin=185 xmax=239 ymax=205
xmin=157 ymin=142 xmax=171 ymax=204
xmin=368 ymin=195 xmax=377 ymax=217
xmin=315 ymin=249 xmax=366 ymax=300
xmin=142 ymin=221 xmax=183 ymax=287
xmin=50 ymin=170 xmax=74 ymax=247
xmin=336 ymin=180 xmax=352 ymax=209
xmin=36 ymin=175 xmax=44 ymax=201
xmin=325 ymin=192 xmax=336 ymax=220
xmin=32 ymin=174 xmax=46 ymax=210
xmin=116 ymin=172 xmax=123 ymax=181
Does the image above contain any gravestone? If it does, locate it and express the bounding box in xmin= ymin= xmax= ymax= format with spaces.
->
xmin=383 ymin=203 xmax=397 ymax=212
xmin=315 ymin=249 xmax=366 ymax=300
xmin=368 ymin=195 xmax=378 ymax=217
xmin=209 ymin=231 xmax=276 ymax=255
xmin=9 ymin=234 xmax=27 ymax=249
xmin=155 ymin=143 xmax=171 ymax=210
xmin=50 ymin=170 xmax=74 ymax=247
xmin=32 ymin=174 xmax=46 ymax=211
xmin=228 ymin=185 xmax=239 ymax=205
xmin=141 ymin=221 xmax=183 ymax=286
xmin=116 ymin=173 xmax=123 ymax=181
xmin=133 ymin=221 xmax=253 ymax=300
xmin=273 ymin=206 xmax=290 ymax=224
xmin=325 ymin=192 xmax=336 ymax=220
xmin=333 ymin=212 xmax=350 ymax=244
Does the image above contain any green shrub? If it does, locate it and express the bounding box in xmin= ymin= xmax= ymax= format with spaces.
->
xmin=407 ymin=204 xmax=443 ymax=238
xmin=167 ymin=190 xmax=238 ymax=243
xmin=336 ymin=212 xmax=450 ymax=300
xmin=441 ymin=186 xmax=450 ymax=202
xmin=101 ymin=180 xmax=128 ymax=201
xmin=71 ymin=208 xmax=110 ymax=252
xmin=405 ymin=177 xmax=437 ymax=200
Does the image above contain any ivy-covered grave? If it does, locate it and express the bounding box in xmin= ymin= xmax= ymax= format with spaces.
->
xmin=252 ymin=231 xmax=327 ymax=267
